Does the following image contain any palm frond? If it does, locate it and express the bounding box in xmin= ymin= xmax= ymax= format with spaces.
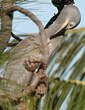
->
xmin=0 ymin=26 xmax=85 ymax=110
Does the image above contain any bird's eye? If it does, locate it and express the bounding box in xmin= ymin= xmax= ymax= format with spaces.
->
xmin=66 ymin=22 xmax=74 ymax=29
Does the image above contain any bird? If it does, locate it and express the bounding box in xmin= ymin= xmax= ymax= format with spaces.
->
xmin=45 ymin=0 xmax=74 ymax=33
xmin=2 ymin=0 xmax=81 ymax=100
xmin=44 ymin=0 xmax=81 ymax=58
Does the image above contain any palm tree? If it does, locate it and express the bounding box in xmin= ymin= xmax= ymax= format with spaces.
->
xmin=0 ymin=0 xmax=85 ymax=110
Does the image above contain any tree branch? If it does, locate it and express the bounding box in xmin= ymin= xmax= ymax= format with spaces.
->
xmin=6 ymin=5 xmax=44 ymax=33
xmin=0 ymin=1 xmax=13 ymax=53
xmin=7 ymin=6 xmax=50 ymax=61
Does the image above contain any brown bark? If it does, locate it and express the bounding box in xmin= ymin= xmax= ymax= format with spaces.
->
xmin=0 ymin=0 xmax=15 ymax=53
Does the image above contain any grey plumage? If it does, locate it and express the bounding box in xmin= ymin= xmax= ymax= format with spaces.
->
xmin=46 ymin=4 xmax=81 ymax=38
xmin=45 ymin=4 xmax=81 ymax=59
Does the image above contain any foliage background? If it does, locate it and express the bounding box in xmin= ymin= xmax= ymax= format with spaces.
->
xmin=0 ymin=0 xmax=85 ymax=110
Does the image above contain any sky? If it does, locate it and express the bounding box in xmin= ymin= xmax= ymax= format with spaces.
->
xmin=13 ymin=0 xmax=85 ymax=34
